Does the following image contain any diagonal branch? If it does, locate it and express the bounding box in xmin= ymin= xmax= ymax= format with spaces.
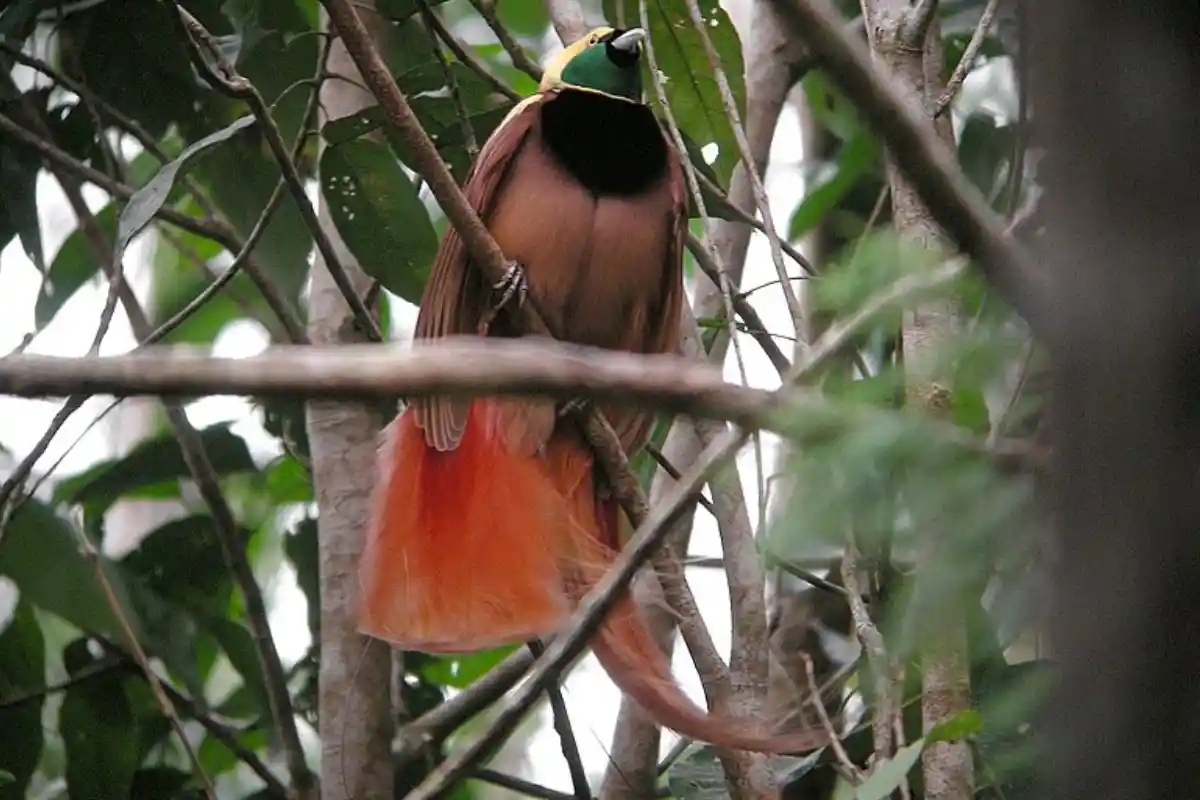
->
xmin=0 ymin=111 xmax=308 ymax=344
xmin=173 ymin=4 xmax=381 ymax=342
xmin=21 ymin=107 xmax=317 ymax=798
xmin=766 ymin=0 xmax=1046 ymax=329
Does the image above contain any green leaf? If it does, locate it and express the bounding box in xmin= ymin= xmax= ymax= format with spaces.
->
xmin=54 ymin=422 xmax=257 ymax=517
xmin=122 ymin=515 xmax=234 ymax=618
xmin=38 ymin=151 xmax=163 ymax=329
xmin=38 ymin=205 xmax=117 ymax=328
xmin=0 ymin=105 xmax=45 ymax=274
xmin=0 ymin=600 xmax=45 ymax=800
xmin=378 ymin=0 xmax=452 ymax=21
xmin=205 ymin=618 xmax=273 ymax=724
xmin=789 ymin=130 xmax=880 ymax=239
xmin=855 ymin=739 xmax=924 ymax=800
xmin=60 ymin=641 xmax=139 ymax=800
xmin=926 ymin=708 xmax=983 ymax=744
xmin=130 ymin=766 xmax=194 ymax=799
xmin=605 ymin=0 xmax=747 ymax=187
xmin=0 ymin=500 xmax=135 ymax=643
xmin=420 ymin=644 xmax=518 ymax=689
xmin=0 ymin=0 xmax=39 ymax=40
xmin=114 ymin=115 xmax=257 ymax=265
xmin=950 ymin=385 xmax=991 ymax=435
xmin=63 ymin=0 xmax=208 ymax=138
xmin=320 ymin=138 xmax=438 ymax=305
xmin=957 ymin=112 xmax=1015 ymax=206
xmin=198 ymin=725 xmax=268 ymax=778
xmin=666 ymin=744 xmax=727 ymax=800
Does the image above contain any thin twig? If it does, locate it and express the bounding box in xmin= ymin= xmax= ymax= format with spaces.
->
xmin=645 ymin=441 xmax=718 ymax=516
xmin=0 ymin=111 xmax=308 ymax=343
xmin=934 ymin=0 xmax=1002 ymax=117
xmin=0 ymin=40 xmax=222 ymax=220
xmin=155 ymin=675 xmax=288 ymax=796
xmin=841 ymin=538 xmax=894 ymax=762
xmin=395 ymin=647 xmax=535 ymax=758
xmin=416 ymin=0 xmax=478 ymax=160
xmin=766 ymin=0 xmax=1045 ymax=329
xmin=464 ymin=0 xmax=544 ymax=82
xmin=682 ymin=0 xmax=804 ymax=335
xmin=76 ymin=537 xmax=218 ymax=799
xmin=696 ymin=169 xmax=817 ymax=276
xmin=802 ymin=653 xmax=861 ymax=780
xmin=0 ymin=655 xmax=124 ymax=709
xmin=403 ymin=247 xmax=970 ymax=800
xmin=32 ymin=117 xmax=317 ymax=797
xmin=421 ymin=7 xmax=520 ymax=102
xmin=472 ymin=768 xmax=580 ymax=800
xmin=686 ymin=234 xmax=790 ymax=375
xmin=174 ymin=4 xmax=382 ymax=342
xmin=527 ymin=640 xmax=590 ymax=799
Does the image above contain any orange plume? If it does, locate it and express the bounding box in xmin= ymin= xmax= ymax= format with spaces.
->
xmin=359 ymin=398 xmax=829 ymax=754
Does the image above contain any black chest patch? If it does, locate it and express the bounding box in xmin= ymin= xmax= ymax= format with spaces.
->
xmin=538 ymin=90 xmax=669 ymax=197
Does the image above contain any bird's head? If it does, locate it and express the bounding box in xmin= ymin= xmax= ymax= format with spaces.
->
xmin=540 ymin=27 xmax=647 ymax=103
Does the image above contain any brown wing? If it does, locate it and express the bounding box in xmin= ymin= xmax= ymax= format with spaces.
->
xmin=410 ymin=97 xmax=544 ymax=451
xmin=602 ymin=142 xmax=687 ymax=456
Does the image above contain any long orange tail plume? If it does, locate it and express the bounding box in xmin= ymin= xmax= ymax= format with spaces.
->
xmin=360 ymin=399 xmax=828 ymax=754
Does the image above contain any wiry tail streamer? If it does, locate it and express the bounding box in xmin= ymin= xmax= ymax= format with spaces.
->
xmin=360 ymin=398 xmax=829 ymax=754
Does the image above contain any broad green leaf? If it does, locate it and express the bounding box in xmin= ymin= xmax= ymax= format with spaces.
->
xmin=114 ymin=115 xmax=257 ymax=265
xmin=198 ymin=726 xmax=268 ymax=778
xmin=64 ymin=0 xmax=208 ymax=138
xmin=205 ymin=617 xmax=273 ymax=724
xmin=0 ymin=600 xmax=44 ymax=800
xmin=130 ymin=766 xmax=194 ymax=799
xmin=0 ymin=500 xmax=135 ymax=644
xmin=54 ymin=422 xmax=257 ymax=516
xmin=122 ymin=515 xmax=234 ymax=619
xmin=0 ymin=0 xmax=38 ymax=40
xmin=321 ymin=139 xmax=438 ymax=305
xmin=789 ymin=130 xmax=880 ymax=239
xmin=950 ymin=385 xmax=991 ymax=435
xmin=327 ymin=23 xmax=514 ymax=177
xmin=420 ymin=644 xmax=518 ymax=689
xmin=60 ymin=641 xmax=138 ymax=800
xmin=666 ymin=744 xmax=727 ymax=800
xmin=495 ymin=0 xmax=549 ymax=36
xmin=606 ymin=0 xmax=747 ymax=187
xmin=378 ymin=0 xmax=452 ymax=20
xmin=260 ymin=398 xmax=312 ymax=460
xmin=856 ymin=739 xmax=924 ymax=800
xmin=0 ymin=110 xmax=45 ymax=274
xmin=37 ymin=205 xmax=117 ymax=329
xmin=926 ymin=708 xmax=983 ymax=744
xmin=38 ymin=151 xmax=161 ymax=330
xmin=262 ymin=455 xmax=313 ymax=505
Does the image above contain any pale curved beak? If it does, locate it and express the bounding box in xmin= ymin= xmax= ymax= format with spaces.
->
xmin=611 ymin=28 xmax=647 ymax=55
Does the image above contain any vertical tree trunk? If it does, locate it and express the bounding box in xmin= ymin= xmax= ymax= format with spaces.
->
xmin=1030 ymin=4 xmax=1200 ymax=800
xmin=305 ymin=5 xmax=394 ymax=798
xmin=862 ymin=2 xmax=972 ymax=797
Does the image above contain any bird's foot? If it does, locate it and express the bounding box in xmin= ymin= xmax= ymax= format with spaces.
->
xmin=557 ymin=397 xmax=589 ymax=419
xmin=477 ymin=260 xmax=528 ymax=335
xmin=492 ymin=260 xmax=528 ymax=312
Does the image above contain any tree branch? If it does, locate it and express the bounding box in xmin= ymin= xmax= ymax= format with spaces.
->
xmin=173 ymin=4 xmax=381 ymax=342
xmin=765 ymin=0 xmax=1046 ymax=329
xmin=0 ymin=111 xmax=308 ymax=344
